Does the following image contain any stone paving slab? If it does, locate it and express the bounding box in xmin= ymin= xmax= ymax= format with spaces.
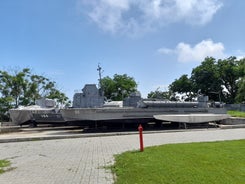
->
xmin=0 ymin=128 xmax=244 ymax=184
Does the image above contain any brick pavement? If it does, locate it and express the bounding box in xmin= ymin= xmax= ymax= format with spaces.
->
xmin=0 ymin=128 xmax=244 ymax=184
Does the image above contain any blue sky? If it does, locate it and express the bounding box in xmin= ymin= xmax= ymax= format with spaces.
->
xmin=1 ymin=0 xmax=245 ymax=100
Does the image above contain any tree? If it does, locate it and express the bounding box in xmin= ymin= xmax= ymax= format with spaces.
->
xmin=167 ymin=56 xmax=244 ymax=103
xmin=0 ymin=68 xmax=30 ymax=108
xmin=25 ymin=75 xmax=57 ymax=105
xmin=0 ymin=96 xmax=13 ymax=121
xmin=46 ymin=88 xmax=71 ymax=107
xmin=235 ymin=58 xmax=245 ymax=103
xmin=147 ymin=89 xmax=171 ymax=100
xmin=100 ymin=74 xmax=137 ymax=100
xmin=236 ymin=77 xmax=245 ymax=103
xmin=217 ymin=57 xmax=243 ymax=103
xmin=169 ymin=74 xmax=194 ymax=101
xmin=0 ymin=68 xmax=70 ymax=112
xmin=190 ymin=57 xmax=223 ymax=101
xmin=100 ymin=76 xmax=116 ymax=100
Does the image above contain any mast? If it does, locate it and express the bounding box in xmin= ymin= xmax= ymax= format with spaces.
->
xmin=97 ymin=63 xmax=103 ymax=95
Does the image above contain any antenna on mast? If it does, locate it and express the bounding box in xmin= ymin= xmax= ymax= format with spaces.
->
xmin=97 ymin=63 xmax=104 ymax=95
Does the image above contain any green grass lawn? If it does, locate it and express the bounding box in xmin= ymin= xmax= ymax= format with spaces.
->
xmin=111 ymin=140 xmax=245 ymax=184
xmin=228 ymin=110 xmax=245 ymax=118
xmin=0 ymin=160 xmax=10 ymax=174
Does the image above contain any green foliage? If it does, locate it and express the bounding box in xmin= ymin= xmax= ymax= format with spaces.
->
xmin=235 ymin=58 xmax=245 ymax=103
xmin=147 ymin=89 xmax=171 ymax=100
xmin=169 ymin=74 xmax=194 ymax=101
xmin=0 ymin=68 xmax=30 ymax=107
xmin=100 ymin=76 xmax=116 ymax=99
xmin=0 ymin=96 xmax=12 ymax=121
xmin=46 ymin=88 xmax=71 ymax=106
xmin=191 ymin=57 xmax=223 ymax=101
xmin=0 ymin=160 xmax=11 ymax=174
xmin=217 ymin=57 xmax=243 ymax=103
xmin=101 ymin=74 xmax=137 ymax=100
xmin=169 ymin=56 xmax=244 ymax=103
xmin=0 ymin=68 xmax=70 ymax=116
xmin=236 ymin=77 xmax=245 ymax=103
xmin=227 ymin=110 xmax=245 ymax=118
xmin=111 ymin=140 xmax=245 ymax=184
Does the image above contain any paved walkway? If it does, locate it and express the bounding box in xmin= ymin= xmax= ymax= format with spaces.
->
xmin=0 ymin=128 xmax=244 ymax=184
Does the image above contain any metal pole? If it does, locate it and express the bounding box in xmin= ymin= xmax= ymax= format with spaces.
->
xmin=138 ymin=124 xmax=144 ymax=152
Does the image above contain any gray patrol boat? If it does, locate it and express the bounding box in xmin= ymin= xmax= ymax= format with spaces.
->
xmin=60 ymin=84 xmax=229 ymax=124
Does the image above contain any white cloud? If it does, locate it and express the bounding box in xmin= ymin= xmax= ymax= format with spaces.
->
xmin=81 ymin=0 xmax=223 ymax=35
xmin=102 ymin=0 xmax=130 ymax=9
xmin=174 ymin=0 xmax=222 ymax=25
xmin=158 ymin=39 xmax=226 ymax=62
xmin=234 ymin=50 xmax=245 ymax=60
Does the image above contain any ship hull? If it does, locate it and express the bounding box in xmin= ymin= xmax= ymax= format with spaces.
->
xmin=154 ymin=113 xmax=230 ymax=123
xmin=60 ymin=107 xmax=227 ymax=122
xmin=9 ymin=108 xmax=56 ymax=125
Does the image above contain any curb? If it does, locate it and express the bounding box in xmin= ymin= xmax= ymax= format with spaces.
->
xmin=0 ymin=128 xmax=219 ymax=143
xmin=219 ymin=124 xmax=245 ymax=129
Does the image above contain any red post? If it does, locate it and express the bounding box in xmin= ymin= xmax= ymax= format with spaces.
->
xmin=138 ymin=124 xmax=144 ymax=152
